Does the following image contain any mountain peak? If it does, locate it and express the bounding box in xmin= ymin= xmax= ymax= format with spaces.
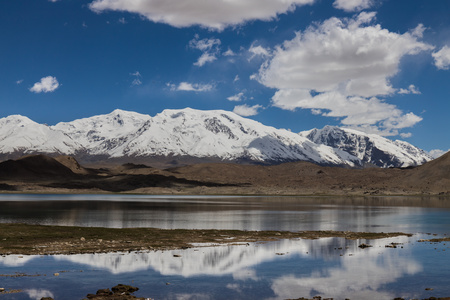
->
xmin=0 ymin=109 xmax=433 ymax=168
xmin=300 ymin=125 xmax=432 ymax=167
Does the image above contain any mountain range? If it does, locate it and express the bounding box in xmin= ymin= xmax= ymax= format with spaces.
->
xmin=0 ymin=108 xmax=433 ymax=168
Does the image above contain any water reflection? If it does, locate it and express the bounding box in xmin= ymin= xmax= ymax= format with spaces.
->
xmin=0 ymin=236 xmax=433 ymax=300
xmin=1 ymin=195 xmax=449 ymax=233
xmin=1 ymin=195 xmax=449 ymax=299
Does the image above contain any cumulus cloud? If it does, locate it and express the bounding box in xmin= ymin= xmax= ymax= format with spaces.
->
xmin=29 ymin=76 xmax=60 ymax=93
xmin=223 ymin=48 xmax=236 ymax=57
xmin=233 ymin=104 xmax=263 ymax=116
xmin=89 ymin=0 xmax=315 ymax=31
xmin=400 ymin=132 xmax=412 ymax=138
xmin=189 ymin=35 xmax=221 ymax=67
xmin=227 ymin=92 xmax=245 ymax=102
xmin=248 ymin=44 xmax=271 ymax=61
xmin=398 ymin=84 xmax=421 ymax=95
xmin=168 ymin=82 xmax=214 ymax=92
xmin=429 ymin=149 xmax=449 ymax=159
xmin=256 ymin=13 xmax=433 ymax=136
xmin=333 ymin=0 xmax=373 ymax=12
xmin=432 ymin=45 xmax=450 ymax=70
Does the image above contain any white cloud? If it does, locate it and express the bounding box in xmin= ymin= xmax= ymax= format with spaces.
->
xmin=233 ymin=75 xmax=240 ymax=82
xmin=429 ymin=149 xmax=449 ymax=159
xmin=400 ymin=132 xmax=412 ymax=138
xmin=189 ymin=35 xmax=221 ymax=67
xmin=118 ymin=17 xmax=126 ymax=24
xmin=257 ymin=13 xmax=432 ymax=136
xmin=169 ymin=82 xmax=214 ymax=92
xmin=233 ymin=104 xmax=263 ymax=116
xmin=194 ymin=53 xmax=218 ymax=67
xmin=89 ymin=0 xmax=315 ymax=31
xmin=130 ymin=71 xmax=142 ymax=86
xmin=29 ymin=76 xmax=60 ymax=93
xmin=131 ymin=78 xmax=142 ymax=86
xmin=398 ymin=84 xmax=421 ymax=95
xmin=16 ymin=79 xmax=24 ymax=85
xmin=248 ymin=44 xmax=271 ymax=61
xmin=432 ymin=45 xmax=450 ymax=70
xmin=227 ymin=92 xmax=245 ymax=102
xmin=333 ymin=0 xmax=373 ymax=12
xmin=223 ymin=48 xmax=236 ymax=57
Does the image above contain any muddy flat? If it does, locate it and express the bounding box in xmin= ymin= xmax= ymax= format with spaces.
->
xmin=0 ymin=223 xmax=412 ymax=255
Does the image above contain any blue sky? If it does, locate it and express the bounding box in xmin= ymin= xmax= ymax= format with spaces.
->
xmin=1 ymin=0 xmax=449 ymax=156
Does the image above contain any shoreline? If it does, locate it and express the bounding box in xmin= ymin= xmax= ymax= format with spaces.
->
xmin=0 ymin=223 xmax=412 ymax=256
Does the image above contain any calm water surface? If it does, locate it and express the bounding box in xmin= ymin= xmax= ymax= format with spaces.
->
xmin=0 ymin=194 xmax=449 ymax=300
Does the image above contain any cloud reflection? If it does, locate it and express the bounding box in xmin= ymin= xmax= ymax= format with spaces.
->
xmin=269 ymin=238 xmax=421 ymax=300
xmin=0 ymin=236 xmax=422 ymax=299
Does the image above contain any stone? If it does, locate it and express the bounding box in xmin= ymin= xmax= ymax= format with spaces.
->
xmin=96 ymin=289 xmax=113 ymax=296
xmin=111 ymin=284 xmax=139 ymax=294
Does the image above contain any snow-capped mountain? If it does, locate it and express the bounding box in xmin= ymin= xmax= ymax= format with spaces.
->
xmin=299 ymin=125 xmax=433 ymax=168
xmin=0 ymin=115 xmax=81 ymax=157
xmin=53 ymin=108 xmax=359 ymax=166
xmin=0 ymin=108 xmax=431 ymax=168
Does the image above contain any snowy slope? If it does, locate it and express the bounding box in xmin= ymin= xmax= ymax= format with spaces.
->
xmin=53 ymin=109 xmax=151 ymax=155
xmin=0 ymin=108 xmax=432 ymax=167
xmin=53 ymin=108 xmax=360 ymax=166
xmin=0 ymin=115 xmax=81 ymax=155
xmin=299 ymin=125 xmax=433 ymax=167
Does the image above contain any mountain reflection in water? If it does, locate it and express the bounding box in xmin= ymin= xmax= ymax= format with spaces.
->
xmin=0 ymin=236 xmax=438 ymax=300
xmin=0 ymin=195 xmax=449 ymax=299
xmin=1 ymin=195 xmax=450 ymax=234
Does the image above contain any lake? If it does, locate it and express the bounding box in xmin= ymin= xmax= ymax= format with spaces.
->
xmin=0 ymin=194 xmax=449 ymax=299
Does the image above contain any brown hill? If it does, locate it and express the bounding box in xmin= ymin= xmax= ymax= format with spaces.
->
xmin=54 ymin=155 xmax=94 ymax=175
xmin=167 ymin=161 xmax=409 ymax=195
xmin=0 ymin=154 xmax=77 ymax=180
xmin=0 ymin=153 xmax=448 ymax=195
xmin=401 ymin=151 xmax=450 ymax=192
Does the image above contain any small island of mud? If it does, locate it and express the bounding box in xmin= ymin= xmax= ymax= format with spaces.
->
xmin=0 ymin=223 xmax=412 ymax=255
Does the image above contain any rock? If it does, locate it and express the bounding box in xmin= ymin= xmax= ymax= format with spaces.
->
xmin=358 ymin=243 xmax=372 ymax=249
xmin=173 ymin=254 xmax=181 ymax=257
xmin=53 ymin=273 xmax=60 ymax=276
xmin=85 ymin=284 xmax=145 ymax=299
xmin=40 ymin=298 xmax=54 ymax=300
xmin=111 ymin=284 xmax=139 ymax=294
xmin=0 ymin=288 xmax=5 ymax=292
xmin=80 ymin=237 xmax=86 ymax=242
xmin=96 ymin=289 xmax=113 ymax=296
